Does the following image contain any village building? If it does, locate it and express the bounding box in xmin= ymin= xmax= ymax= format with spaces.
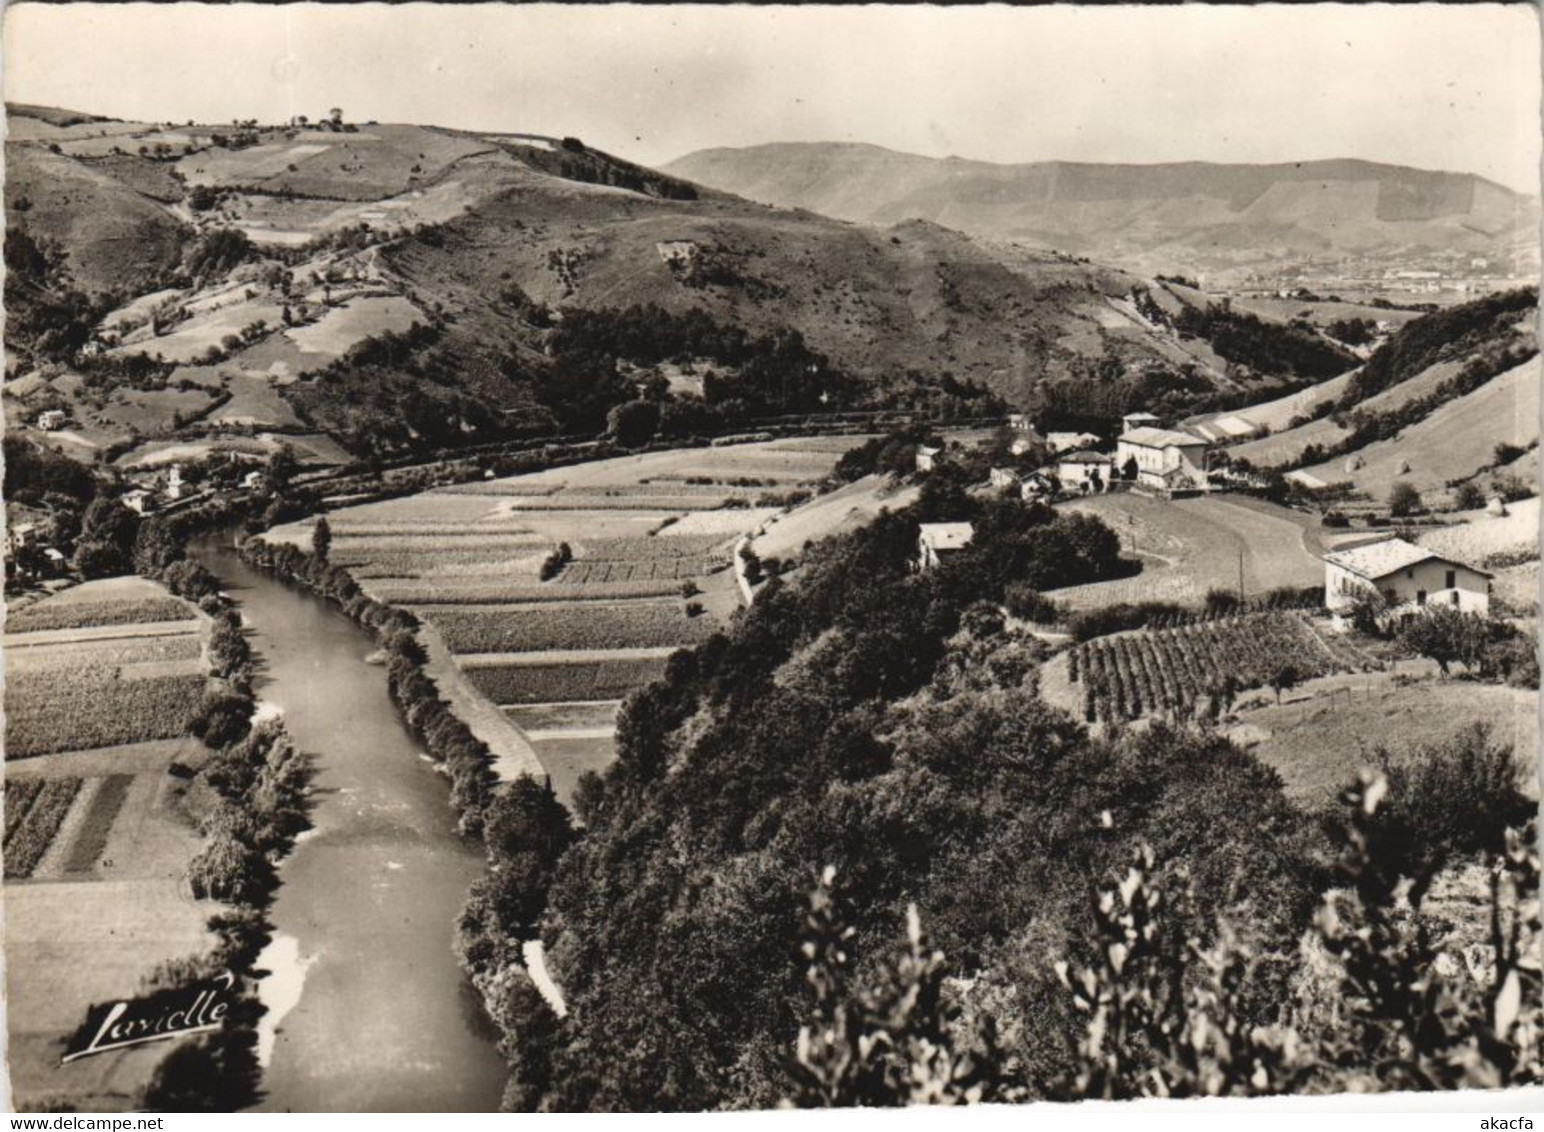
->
xmin=1019 ymin=471 xmax=1058 ymax=502
xmin=1045 ymin=431 xmax=1101 ymax=454
xmin=164 ymin=465 xmax=185 ymax=501
xmin=1120 ymin=412 xmax=1162 ymax=434
xmin=1058 ymin=450 xmax=1112 ymax=494
xmin=1116 ymin=427 xmax=1210 ymax=491
xmin=121 ymin=489 xmax=155 ymax=515
xmin=1322 ymin=537 xmax=1490 ymax=620
xmin=1007 ymin=413 xmax=1035 ymax=431
xmin=36 ymin=409 xmax=66 ymax=431
xmin=915 ymin=444 xmax=943 ymax=474
xmin=916 ymin=522 xmax=974 ymax=572
xmin=989 ymin=466 xmax=1020 ymax=491
xmin=241 ymin=470 xmax=265 ymax=490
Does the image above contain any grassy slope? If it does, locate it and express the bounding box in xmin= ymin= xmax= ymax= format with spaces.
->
xmin=1230 ymin=674 xmax=1539 ymax=803
xmin=1227 ymin=356 xmax=1469 ymax=467
xmin=1051 ymin=492 xmax=1323 ymax=608
xmin=1295 ymin=355 xmax=1540 ymax=497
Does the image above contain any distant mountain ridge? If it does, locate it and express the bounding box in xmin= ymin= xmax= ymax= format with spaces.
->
xmin=663 ymin=143 xmax=1539 ymax=277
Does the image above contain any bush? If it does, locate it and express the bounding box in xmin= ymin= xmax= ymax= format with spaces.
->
xmin=1004 ymin=584 xmax=1063 ymax=624
xmin=1068 ymin=601 xmax=1187 ymax=642
xmin=1388 ymin=481 xmax=1422 ymax=517
xmin=1370 ymin=722 xmax=1532 ymax=875
xmin=1204 ymin=588 xmax=1242 ymax=614
xmin=1453 ymin=481 xmax=1487 ymax=511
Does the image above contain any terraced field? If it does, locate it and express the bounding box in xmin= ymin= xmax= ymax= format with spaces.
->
xmin=265 ymin=438 xmax=870 ymax=802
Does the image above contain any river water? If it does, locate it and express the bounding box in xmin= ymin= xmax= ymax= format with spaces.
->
xmin=193 ymin=533 xmax=507 ymax=1112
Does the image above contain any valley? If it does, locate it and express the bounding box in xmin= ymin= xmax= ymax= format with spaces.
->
xmin=2 ymin=32 xmax=1539 ymax=1113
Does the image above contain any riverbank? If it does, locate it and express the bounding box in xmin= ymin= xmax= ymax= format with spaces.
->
xmin=193 ymin=533 xmax=508 ymax=1111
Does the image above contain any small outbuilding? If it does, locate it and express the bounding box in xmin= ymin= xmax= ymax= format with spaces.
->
xmin=916 ymin=522 xmax=974 ymax=571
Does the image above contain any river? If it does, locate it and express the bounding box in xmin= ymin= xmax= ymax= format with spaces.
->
xmin=192 ymin=533 xmax=508 ymax=1112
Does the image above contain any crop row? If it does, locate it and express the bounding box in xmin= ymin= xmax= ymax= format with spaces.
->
xmin=562 ymin=483 xmax=737 ymax=497
xmin=507 ymin=496 xmax=744 ymax=512
xmin=332 ymin=532 xmax=547 ymax=555
xmin=430 ymin=481 xmax=565 ymax=496
xmin=4 ymin=777 xmax=83 ymax=878
xmin=5 ymin=632 xmax=204 ymax=674
xmin=575 ymin=535 xmax=731 ymax=561
xmin=559 ymin=558 xmax=722 ymax=583
xmin=428 ymin=603 xmax=716 ymax=654
xmin=7 ymin=596 xmax=195 ymax=634
xmin=64 ymin=773 xmax=134 ymax=873
xmin=1072 ymin=613 xmax=1358 ymax=723
xmin=328 ymin=524 xmax=538 ymax=539
xmin=370 ymin=578 xmax=686 ymax=604
xmin=468 ymin=656 xmax=670 ymax=704
xmin=7 ymin=670 xmax=209 ymax=758
xmin=339 ymin=546 xmax=547 ymax=578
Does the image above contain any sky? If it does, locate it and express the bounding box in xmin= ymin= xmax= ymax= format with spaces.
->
xmin=5 ymin=3 xmax=1540 ymax=192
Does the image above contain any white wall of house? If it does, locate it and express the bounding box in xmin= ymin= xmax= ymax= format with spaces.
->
xmin=1325 ymin=559 xmax=1490 ymax=616
xmin=1057 ymin=459 xmax=1108 ymax=490
xmin=1117 ymin=438 xmax=1207 ymax=485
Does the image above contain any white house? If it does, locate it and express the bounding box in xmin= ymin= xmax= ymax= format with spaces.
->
xmin=36 ymin=409 xmax=66 ymax=431
xmin=122 ymin=489 xmax=154 ymax=515
xmin=1116 ymin=427 xmax=1209 ymax=491
xmin=989 ymin=466 xmax=1020 ymax=491
xmin=916 ymin=522 xmax=974 ymax=571
xmin=1046 ymin=431 xmax=1101 ymax=454
xmin=1007 ymin=413 xmax=1036 ymax=432
xmin=1058 ymin=451 xmax=1112 ymax=494
xmin=1323 ymin=538 xmax=1490 ymax=619
xmin=915 ymin=445 xmax=943 ymax=473
xmin=1121 ymin=412 xmax=1162 ymax=434
xmin=241 ymin=470 xmax=265 ymax=490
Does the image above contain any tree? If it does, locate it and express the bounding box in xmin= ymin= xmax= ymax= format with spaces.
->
xmin=312 ymin=515 xmax=332 ymax=562
xmin=72 ymin=496 xmax=139 ymax=578
xmin=786 ymin=868 xmax=1003 ymax=1106
xmin=265 ymin=443 xmax=299 ymax=491
xmin=1388 ymin=481 xmax=1422 ymax=518
xmin=1397 ymin=607 xmax=1487 ymax=676
xmin=1453 ymin=481 xmax=1487 ymax=511
xmin=1268 ymin=661 xmax=1300 ymax=704
xmin=479 ymin=777 xmax=576 ymax=938
xmin=606 ymin=400 xmax=661 ymax=449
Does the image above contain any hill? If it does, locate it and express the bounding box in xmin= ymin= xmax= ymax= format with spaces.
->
xmin=663 ymin=143 xmax=1539 ymax=279
xmin=5 ymin=105 xmax=1354 ymax=465
xmin=1213 ymin=287 xmax=1538 ymax=496
xmin=1293 ymin=353 xmax=1539 ymax=499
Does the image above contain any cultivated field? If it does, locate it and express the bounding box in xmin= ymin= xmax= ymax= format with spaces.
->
xmin=3 ymin=578 xmax=220 ymax=1112
xmin=1048 ymin=610 xmax=1378 ymax=724
xmin=1051 ymin=493 xmax=1325 ymax=608
xmin=265 ymin=437 xmax=871 ymax=800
